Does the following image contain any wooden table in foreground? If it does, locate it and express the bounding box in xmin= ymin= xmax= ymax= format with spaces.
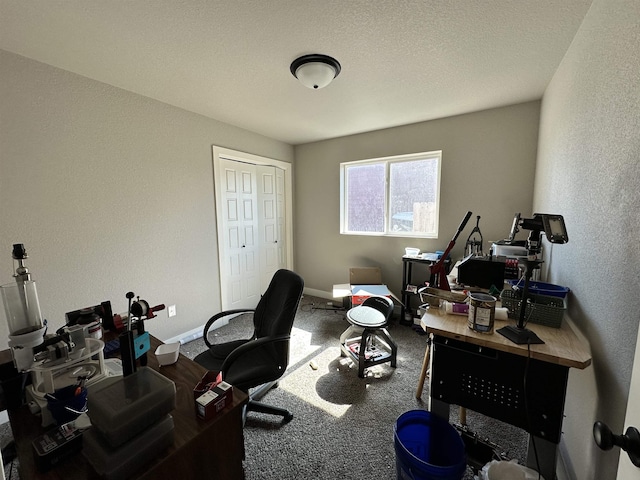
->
xmin=416 ymin=309 xmax=591 ymax=480
xmin=8 ymin=335 xmax=248 ymax=480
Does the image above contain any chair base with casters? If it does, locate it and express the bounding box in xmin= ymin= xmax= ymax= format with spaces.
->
xmin=339 ymin=295 xmax=398 ymax=377
xmin=245 ymin=381 xmax=293 ymax=424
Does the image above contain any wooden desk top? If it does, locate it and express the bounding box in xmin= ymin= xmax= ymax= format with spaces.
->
xmin=421 ymin=308 xmax=592 ymax=369
xmin=8 ymin=335 xmax=249 ymax=479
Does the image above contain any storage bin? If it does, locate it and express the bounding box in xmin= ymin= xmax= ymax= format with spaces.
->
xmin=506 ymin=280 xmax=569 ymax=298
xmin=87 ymin=366 xmax=176 ymax=448
xmin=500 ymin=289 xmax=566 ymax=328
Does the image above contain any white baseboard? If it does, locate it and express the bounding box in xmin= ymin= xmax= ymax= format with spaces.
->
xmin=163 ymin=317 xmax=235 ymax=345
xmin=556 ymin=439 xmax=574 ymax=480
xmin=163 ymin=325 xmax=202 ymax=345
xmin=303 ymin=288 xmax=334 ymax=300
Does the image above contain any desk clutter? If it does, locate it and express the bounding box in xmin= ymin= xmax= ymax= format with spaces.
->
xmin=0 ymin=244 xmax=249 ymax=479
xmin=29 ymin=366 xmax=177 ymax=475
xmin=81 ymin=367 xmax=176 ymax=479
xmin=400 ymin=212 xmax=571 ymax=335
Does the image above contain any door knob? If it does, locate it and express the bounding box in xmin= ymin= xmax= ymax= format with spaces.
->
xmin=593 ymin=421 xmax=640 ymax=467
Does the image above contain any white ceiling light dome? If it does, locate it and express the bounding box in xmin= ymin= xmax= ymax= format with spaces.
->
xmin=290 ymin=54 xmax=341 ymax=89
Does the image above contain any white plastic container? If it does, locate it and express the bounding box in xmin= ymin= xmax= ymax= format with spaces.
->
xmin=154 ymin=342 xmax=180 ymax=366
xmin=492 ymin=243 xmax=527 ymax=257
xmin=405 ymin=247 xmax=420 ymax=257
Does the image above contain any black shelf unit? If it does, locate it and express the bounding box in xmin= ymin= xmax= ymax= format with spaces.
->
xmin=400 ymin=255 xmax=450 ymax=325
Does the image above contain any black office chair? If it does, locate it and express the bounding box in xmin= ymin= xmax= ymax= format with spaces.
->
xmin=339 ymin=295 xmax=398 ymax=377
xmin=194 ymin=269 xmax=304 ymax=423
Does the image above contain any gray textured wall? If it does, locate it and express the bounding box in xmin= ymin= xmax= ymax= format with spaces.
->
xmin=535 ymin=1 xmax=640 ymax=478
xmin=0 ymin=50 xmax=293 ymax=345
xmin=294 ymin=102 xmax=541 ymax=297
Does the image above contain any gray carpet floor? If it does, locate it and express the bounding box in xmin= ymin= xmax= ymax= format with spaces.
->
xmin=179 ymin=294 xmax=528 ymax=480
xmin=0 ymin=294 xmax=528 ymax=479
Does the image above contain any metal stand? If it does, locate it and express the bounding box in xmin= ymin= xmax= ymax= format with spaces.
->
xmin=497 ymin=258 xmax=544 ymax=345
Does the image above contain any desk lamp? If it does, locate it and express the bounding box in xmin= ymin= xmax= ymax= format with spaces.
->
xmin=496 ymin=213 xmax=568 ymax=345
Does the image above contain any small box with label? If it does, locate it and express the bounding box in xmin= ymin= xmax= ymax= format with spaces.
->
xmin=195 ymin=380 xmax=233 ymax=421
xmin=193 ymin=371 xmax=223 ymax=400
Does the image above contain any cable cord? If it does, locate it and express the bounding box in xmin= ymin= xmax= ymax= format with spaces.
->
xmin=523 ymin=341 xmax=542 ymax=480
xmin=300 ymin=302 xmax=344 ymax=314
xmin=522 ymin=300 xmax=536 ymax=329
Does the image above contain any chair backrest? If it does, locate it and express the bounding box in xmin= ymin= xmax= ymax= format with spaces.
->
xmin=360 ymin=295 xmax=394 ymax=323
xmin=252 ymin=269 xmax=305 ymax=365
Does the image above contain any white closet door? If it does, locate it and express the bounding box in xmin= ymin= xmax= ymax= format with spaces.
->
xmin=217 ymin=159 xmax=289 ymax=310
xmin=219 ymin=158 xmax=261 ymax=310
xmin=275 ymin=167 xmax=287 ymax=272
xmin=256 ymin=164 xmax=281 ymax=292
xmin=214 ymin=147 xmax=293 ymax=312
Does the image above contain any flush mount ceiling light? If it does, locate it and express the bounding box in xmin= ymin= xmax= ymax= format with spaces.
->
xmin=290 ymin=54 xmax=341 ymax=89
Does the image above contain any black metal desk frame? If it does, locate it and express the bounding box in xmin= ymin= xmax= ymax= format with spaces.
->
xmin=429 ymin=335 xmax=569 ymax=480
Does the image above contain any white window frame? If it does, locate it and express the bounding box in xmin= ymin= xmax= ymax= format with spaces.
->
xmin=339 ymin=151 xmax=442 ymax=238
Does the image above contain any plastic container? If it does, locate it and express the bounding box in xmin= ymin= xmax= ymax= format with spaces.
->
xmin=87 ymin=366 xmax=176 ymax=448
xmin=507 ymin=280 xmax=569 ymax=298
xmin=394 ymin=410 xmax=466 ymax=480
xmin=405 ymin=247 xmax=420 ymax=257
xmin=443 ymin=302 xmax=469 ymax=316
xmin=480 ymin=460 xmax=545 ymax=480
xmin=492 ymin=243 xmax=527 ymax=258
xmin=46 ymin=385 xmax=88 ymax=425
xmin=155 ymin=342 xmax=180 ymax=366
xmin=1 ymin=280 xmax=44 ymax=336
xmin=83 ymin=414 xmax=174 ymax=480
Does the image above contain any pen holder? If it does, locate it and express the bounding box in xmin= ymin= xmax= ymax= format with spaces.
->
xmin=46 ymin=385 xmax=88 ymax=425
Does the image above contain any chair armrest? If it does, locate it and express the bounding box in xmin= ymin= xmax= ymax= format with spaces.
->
xmin=203 ymin=309 xmax=256 ymax=349
xmin=220 ymin=334 xmax=290 ymax=375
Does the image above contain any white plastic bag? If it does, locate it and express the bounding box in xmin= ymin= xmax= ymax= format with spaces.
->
xmin=478 ymin=459 xmax=545 ymax=480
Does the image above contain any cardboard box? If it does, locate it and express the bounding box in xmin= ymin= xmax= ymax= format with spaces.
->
xmin=194 ymin=371 xmax=233 ymax=421
xmin=350 ymin=267 xmax=382 ymax=285
xmin=193 ymin=371 xmax=223 ymax=400
xmin=195 ymin=381 xmax=233 ymax=421
xmin=350 ymin=284 xmax=393 ymax=305
xmin=333 ymin=267 xmax=400 ymax=308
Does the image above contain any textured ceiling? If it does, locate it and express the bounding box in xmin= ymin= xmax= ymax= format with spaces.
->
xmin=0 ymin=1 xmax=593 ymax=145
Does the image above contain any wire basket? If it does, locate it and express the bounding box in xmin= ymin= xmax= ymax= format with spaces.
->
xmin=500 ymin=289 xmax=566 ymax=328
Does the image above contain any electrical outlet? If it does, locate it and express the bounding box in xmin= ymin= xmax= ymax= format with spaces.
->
xmin=168 ymin=305 xmax=177 ymax=317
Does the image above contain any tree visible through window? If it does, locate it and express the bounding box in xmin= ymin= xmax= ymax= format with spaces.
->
xmin=340 ymin=151 xmax=441 ymax=237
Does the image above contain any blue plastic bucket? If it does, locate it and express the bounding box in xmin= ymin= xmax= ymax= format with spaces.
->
xmin=394 ymin=410 xmax=466 ymax=480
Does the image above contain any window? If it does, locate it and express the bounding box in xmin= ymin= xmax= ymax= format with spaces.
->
xmin=340 ymin=151 xmax=441 ymax=237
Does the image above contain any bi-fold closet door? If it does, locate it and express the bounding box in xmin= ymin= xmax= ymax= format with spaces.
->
xmin=217 ymin=157 xmax=287 ymax=311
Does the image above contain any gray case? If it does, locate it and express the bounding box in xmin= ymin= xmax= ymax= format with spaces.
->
xmin=87 ymin=366 xmax=176 ymax=448
xmin=82 ymin=414 xmax=174 ymax=480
